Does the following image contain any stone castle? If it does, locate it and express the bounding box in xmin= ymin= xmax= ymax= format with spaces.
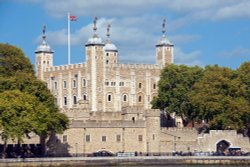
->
xmin=32 ymin=17 xmax=250 ymax=156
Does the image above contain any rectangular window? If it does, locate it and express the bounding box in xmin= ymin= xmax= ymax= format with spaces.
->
xmin=116 ymin=135 xmax=121 ymax=142
xmin=54 ymin=82 xmax=57 ymax=90
xmin=102 ymin=136 xmax=106 ymax=142
xmin=86 ymin=135 xmax=90 ymax=142
xmin=73 ymin=96 xmax=77 ymax=105
xmin=63 ymin=80 xmax=67 ymax=89
xmin=73 ymin=79 xmax=77 ymax=88
xmin=82 ymin=79 xmax=86 ymax=87
xmin=105 ymin=82 xmax=109 ymax=86
xmin=119 ymin=82 xmax=124 ymax=86
xmin=138 ymin=135 xmax=143 ymax=142
xmin=64 ymin=97 xmax=67 ymax=106
xmin=111 ymin=82 xmax=116 ymax=86
xmin=62 ymin=135 xmax=67 ymax=143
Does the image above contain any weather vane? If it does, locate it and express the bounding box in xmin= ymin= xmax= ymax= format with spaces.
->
xmin=162 ymin=18 xmax=166 ymax=35
xmin=106 ymin=24 xmax=111 ymax=38
xmin=93 ymin=16 xmax=98 ymax=33
xmin=42 ymin=25 xmax=46 ymax=40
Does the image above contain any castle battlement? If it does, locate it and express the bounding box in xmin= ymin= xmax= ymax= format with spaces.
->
xmin=46 ymin=63 xmax=86 ymax=72
xmin=70 ymin=119 xmax=146 ymax=128
xmin=209 ymin=130 xmax=237 ymax=136
xmin=111 ymin=63 xmax=162 ymax=70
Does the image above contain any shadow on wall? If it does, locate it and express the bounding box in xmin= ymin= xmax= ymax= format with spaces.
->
xmin=46 ymin=132 xmax=70 ymax=157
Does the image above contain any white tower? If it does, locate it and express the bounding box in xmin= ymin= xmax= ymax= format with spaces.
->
xmin=156 ymin=18 xmax=174 ymax=67
xmin=104 ymin=24 xmax=118 ymax=65
xmin=35 ymin=25 xmax=53 ymax=81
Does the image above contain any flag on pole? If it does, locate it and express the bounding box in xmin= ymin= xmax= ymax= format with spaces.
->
xmin=70 ymin=15 xmax=77 ymax=21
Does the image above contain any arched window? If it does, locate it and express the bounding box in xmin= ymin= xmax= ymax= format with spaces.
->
xmin=73 ymin=95 xmax=77 ymax=105
xmin=106 ymin=60 xmax=109 ymax=64
xmin=138 ymin=96 xmax=142 ymax=102
xmin=153 ymin=83 xmax=156 ymax=89
xmin=63 ymin=80 xmax=67 ymax=89
xmin=107 ymin=94 xmax=112 ymax=102
xmin=83 ymin=94 xmax=87 ymax=101
xmin=123 ymin=94 xmax=127 ymax=102
xmin=139 ymin=83 xmax=142 ymax=88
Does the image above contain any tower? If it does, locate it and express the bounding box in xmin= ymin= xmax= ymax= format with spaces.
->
xmin=85 ymin=17 xmax=105 ymax=112
xmin=35 ymin=25 xmax=53 ymax=81
xmin=156 ymin=18 xmax=174 ymax=66
xmin=104 ymin=24 xmax=118 ymax=65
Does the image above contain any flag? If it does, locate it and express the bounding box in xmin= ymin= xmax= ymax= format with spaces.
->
xmin=70 ymin=15 xmax=77 ymax=21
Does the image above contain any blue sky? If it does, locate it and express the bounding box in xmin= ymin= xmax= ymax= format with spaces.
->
xmin=0 ymin=0 xmax=250 ymax=69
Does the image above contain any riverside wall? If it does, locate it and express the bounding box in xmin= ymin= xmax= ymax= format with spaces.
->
xmin=0 ymin=156 xmax=250 ymax=166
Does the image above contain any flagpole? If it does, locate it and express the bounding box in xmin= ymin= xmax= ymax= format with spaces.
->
xmin=68 ymin=12 xmax=71 ymax=65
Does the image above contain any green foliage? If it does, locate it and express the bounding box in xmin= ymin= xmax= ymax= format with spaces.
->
xmin=0 ymin=44 xmax=69 ymax=152
xmin=151 ymin=64 xmax=203 ymax=124
xmin=0 ymin=43 xmax=34 ymax=77
xmin=153 ymin=62 xmax=250 ymax=131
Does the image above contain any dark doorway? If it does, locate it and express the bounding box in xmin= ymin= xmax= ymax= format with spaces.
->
xmin=216 ymin=140 xmax=230 ymax=153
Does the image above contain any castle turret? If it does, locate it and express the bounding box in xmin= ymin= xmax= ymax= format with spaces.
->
xmin=104 ymin=24 xmax=118 ymax=65
xmin=156 ymin=18 xmax=174 ymax=67
xmin=35 ymin=25 xmax=53 ymax=81
xmin=85 ymin=17 xmax=105 ymax=112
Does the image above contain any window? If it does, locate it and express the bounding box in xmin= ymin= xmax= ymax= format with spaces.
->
xmin=138 ymin=96 xmax=142 ymax=102
xmin=63 ymin=135 xmax=67 ymax=143
xmin=138 ymin=135 xmax=143 ymax=142
xmin=119 ymin=82 xmax=124 ymax=86
xmin=105 ymin=82 xmax=109 ymax=86
xmin=138 ymin=83 xmax=142 ymax=88
xmin=82 ymin=79 xmax=86 ymax=87
xmin=83 ymin=94 xmax=87 ymax=101
xmin=116 ymin=135 xmax=121 ymax=142
xmin=63 ymin=81 xmax=67 ymax=89
xmin=73 ymin=95 xmax=77 ymax=105
xmin=86 ymin=135 xmax=90 ymax=142
xmin=54 ymin=82 xmax=57 ymax=90
xmin=102 ymin=136 xmax=106 ymax=142
xmin=106 ymin=60 xmax=109 ymax=64
xmin=73 ymin=79 xmax=77 ymax=88
xmin=153 ymin=83 xmax=156 ymax=89
xmin=106 ymin=53 xmax=109 ymax=56
xmin=64 ymin=96 xmax=67 ymax=106
xmin=111 ymin=82 xmax=116 ymax=86
xmin=47 ymin=61 xmax=49 ymax=64
xmin=123 ymin=94 xmax=127 ymax=102
xmin=152 ymin=134 xmax=155 ymax=140
xmin=107 ymin=94 xmax=112 ymax=102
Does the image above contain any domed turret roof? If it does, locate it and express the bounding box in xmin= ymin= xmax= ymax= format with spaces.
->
xmin=85 ymin=17 xmax=105 ymax=46
xmin=36 ymin=40 xmax=53 ymax=53
xmin=156 ymin=18 xmax=174 ymax=47
xmin=35 ymin=25 xmax=53 ymax=53
xmin=86 ymin=34 xmax=104 ymax=46
xmin=104 ymin=24 xmax=117 ymax=52
xmin=104 ymin=42 xmax=117 ymax=52
xmin=156 ymin=35 xmax=173 ymax=47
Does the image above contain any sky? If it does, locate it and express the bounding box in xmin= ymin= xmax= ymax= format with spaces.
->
xmin=0 ymin=0 xmax=250 ymax=69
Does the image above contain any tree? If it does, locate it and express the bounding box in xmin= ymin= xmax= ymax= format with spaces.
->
xmin=151 ymin=64 xmax=203 ymax=126
xmin=0 ymin=43 xmax=69 ymax=157
xmin=0 ymin=90 xmax=47 ymax=157
xmin=0 ymin=43 xmax=34 ymax=77
xmin=189 ymin=64 xmax=250 ymax=131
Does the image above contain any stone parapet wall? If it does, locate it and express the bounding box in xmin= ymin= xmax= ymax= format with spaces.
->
xmin=110 ymin=63 xmax=162 ymax=70
xmin=46 ymin=63 xmax=86 ymax=72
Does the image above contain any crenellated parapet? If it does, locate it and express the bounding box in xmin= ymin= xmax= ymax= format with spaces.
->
xmin=45 ymin=63 xmax=86 ymax=72
xmin=110 ymin=63 xmax=162 ymax=70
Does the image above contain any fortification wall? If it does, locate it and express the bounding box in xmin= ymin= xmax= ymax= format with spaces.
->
xmin=198 ymin=130 xmax=250 ymax=152
xmin=46 ymin=63 xmax=86 ymax=72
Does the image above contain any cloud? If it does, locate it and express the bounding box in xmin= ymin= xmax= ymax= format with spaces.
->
xmin=174 ymin=47 xmax=203 ymax=66
xmin=219 ymin=47 xmax=250 ymax=58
